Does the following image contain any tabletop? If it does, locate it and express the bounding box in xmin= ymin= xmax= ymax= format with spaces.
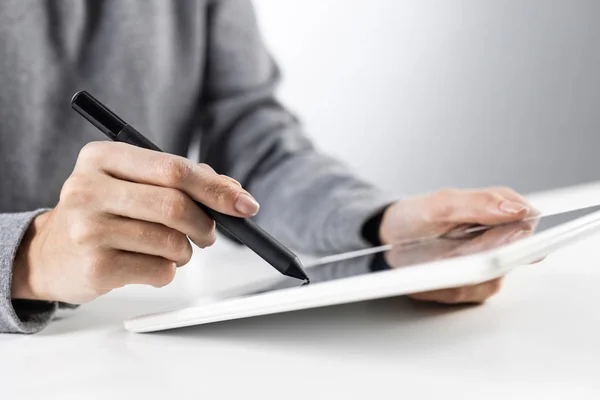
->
xmin=3 ymin=182 xmax=600 ymax=399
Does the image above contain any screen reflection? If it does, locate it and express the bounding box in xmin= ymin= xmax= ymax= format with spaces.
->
xmin=237 ymin=205 xmax=600 ymax=296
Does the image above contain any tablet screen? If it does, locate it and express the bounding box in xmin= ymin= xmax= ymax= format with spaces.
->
xmin=227 ymin=205 xmax=600 ymax=297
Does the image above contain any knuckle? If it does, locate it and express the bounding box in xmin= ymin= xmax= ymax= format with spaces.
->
xmin=204 ymin=182 xmax=226 ymax=205
xmin=491 ymin=186 xmax=530 ymax=208
xmin=161 ymin=157 xmax=190 ymax=186
xmin=204 ymin=181 xmax=237 ymax=207
xmin=181 ymin=244 xmax=193 ymax=265
xmin=434 ymin=204 xmax=453 ymax=222
xmin=60 ymin=175 xmax=95 ymax=206
xmin=161 ymin=191 xmax=190 ymax=221
xmin=78 ymin=142 xmax=109 ymax=165
xmin=199 ymin=227 xmax=217 ymax=249
xmin=197 ymin=163 xmax=216 ymax=174
xmin=164 ymin=230 xmax=192 ymax=262
xmin=427 ymin=189 xmax=459 ymax=221
xmin=193 ymin=219 xmax=217 ymax=249
xmin=220 ymin=174 xmax=242 ymax=187
xmin=479 ymin=191 xmax=503 ymax=204
xmin=70 ymin=220 xmax=100 ymax=245
xmin=206 ymin=221 xmax=217 ymax=242
xmin=82 ymin=254 xmax=110 ymax=287
xmin=164 ymin=229 xmax=185 ymax=252
xmin=154 ymin=263 xmax=177 ymax=288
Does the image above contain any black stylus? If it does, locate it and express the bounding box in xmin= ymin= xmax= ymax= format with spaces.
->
xmin=71 ymin=91 xmax=309 ymax=283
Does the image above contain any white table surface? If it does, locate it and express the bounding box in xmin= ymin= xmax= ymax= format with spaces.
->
xmin=4 ymin=182 xmax=600 ymax=399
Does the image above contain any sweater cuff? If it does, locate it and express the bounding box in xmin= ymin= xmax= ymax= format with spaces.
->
xmin=322 ymin=191 xmax=398 ymax=253
xmin=0 ymin=209 xmax=57 ymax=334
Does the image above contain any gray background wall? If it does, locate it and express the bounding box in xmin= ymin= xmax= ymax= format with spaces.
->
xmin=253 ymin=0 xmax=600 ymax=196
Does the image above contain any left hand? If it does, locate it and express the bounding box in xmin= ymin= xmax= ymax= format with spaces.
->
xmin=378 ymin=187 xmax=535 ymax=304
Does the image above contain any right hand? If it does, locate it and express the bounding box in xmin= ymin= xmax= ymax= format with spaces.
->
xmin=11 ymin=142 xmax=260 ymax=304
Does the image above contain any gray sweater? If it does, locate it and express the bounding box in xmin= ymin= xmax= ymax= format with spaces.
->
xmin=0 ymin=0 xmax=392 ymax=333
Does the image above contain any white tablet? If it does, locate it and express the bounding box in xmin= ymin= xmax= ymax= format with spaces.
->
xmin=125 ymin=205 xmax=600 ymax=333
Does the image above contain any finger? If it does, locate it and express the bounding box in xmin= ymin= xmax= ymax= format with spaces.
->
xmin=487 ymin=186 xmax=540 ymax=217
xmin=409 ymin=278 xmax=503 ymax=304
xmin=98 ymin=216 xmax=194 ymax=266
xmin=471 ymin=278 xmax=503 ymax=303
xmin=98 ymin=178 xmax=217 ymax=248
xmin=447 ymin=221 xmax=535 ymax=258
xmin=491 ymin=188 xmax=542 ymax=231
xmin=463 ymin=278 xmax=503 ymax=303
xmin=486 ymin=186 xmax=528 ymax=204
xmin=92 ymin=251 xmax=177 ymax=290
xmin=426 ymin=188 xmax=530 ymax=226
xmin=386 ymin=239 xmax=464 ymax=268
xmin=76 ymin=142 xmax=259 ymax=217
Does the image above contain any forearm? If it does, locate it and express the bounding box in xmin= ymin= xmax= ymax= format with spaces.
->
xmin=201 ymin=0 xmax=396 ymax=254
xmin=244 ymin=140 xmax=395 ymax=254
xmin=202 ymin=89 xmax=395 ymax=254
xmin=0 ymin=210 xmax=56 ymax=334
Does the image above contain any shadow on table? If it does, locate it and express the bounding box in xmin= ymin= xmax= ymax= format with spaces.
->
xmin=144 ymin=296 xmax=491 ymax=358
xmin=38 ymin=290 xmax=501 ymax=360
xmin=39 ymin=295 xmax=186 ymax=336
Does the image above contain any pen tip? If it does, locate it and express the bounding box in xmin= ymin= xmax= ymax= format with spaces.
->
xmin=284 ymin=256 xmax=310 ymax=282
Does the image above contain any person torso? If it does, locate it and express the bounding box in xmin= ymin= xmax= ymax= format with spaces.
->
xmin=0 ymin=0 xmax=207 ymax=212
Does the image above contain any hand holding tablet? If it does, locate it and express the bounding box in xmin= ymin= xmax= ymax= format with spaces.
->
xmin=375 ymin=187 xmax=534 ymax=304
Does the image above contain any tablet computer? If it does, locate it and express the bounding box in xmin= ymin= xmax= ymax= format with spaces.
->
xmin=125 ymin=205 xmax=600 ymax=333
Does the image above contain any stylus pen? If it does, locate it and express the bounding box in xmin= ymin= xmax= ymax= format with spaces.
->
xmin=71 ymin=90 xmax=309 ymax=283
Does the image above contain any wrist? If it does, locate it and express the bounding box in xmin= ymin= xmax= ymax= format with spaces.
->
xmin=12 ymin=211 xmax=50 ymax=301
xmin=378 ymin=205 xmax=395 ymax=245
xmin=361 ymin=206 xmax=390 ymax=246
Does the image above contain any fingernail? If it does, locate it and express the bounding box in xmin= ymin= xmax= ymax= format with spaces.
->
xmin=234 ymin=193 xmax=260 ymax=216
xmin=499 ymin=200 xmax=528 ymax=215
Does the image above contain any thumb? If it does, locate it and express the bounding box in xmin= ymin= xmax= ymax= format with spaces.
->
xmin=429 ymin=188 xmax=531 ymax=226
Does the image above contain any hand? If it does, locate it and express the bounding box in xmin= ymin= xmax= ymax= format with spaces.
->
xmin=384 ymin=218 xmax=536 ymax=270
xmin=378 ymin=187 xmax=534 ymax=304
xmin=11 ymin=142 xmax=260 ymax=304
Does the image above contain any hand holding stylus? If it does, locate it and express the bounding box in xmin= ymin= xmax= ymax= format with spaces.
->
xmin=11 ymin=142 xmax=260 ymax=304
xmin=71 ymin=91 xmax=308 ymax=282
